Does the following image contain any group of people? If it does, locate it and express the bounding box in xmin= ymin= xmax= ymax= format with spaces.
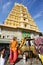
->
xmin=0 ymin=33 xmax=43 ymax=65
xmin=0 ymin=47 xmax=9 ymax=65
xmin=0 ymin=37 xmax=19 ymax=65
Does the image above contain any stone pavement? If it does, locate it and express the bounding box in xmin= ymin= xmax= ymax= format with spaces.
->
xmin=15 ymin=58 xmax=42 ymax=65
xmin=6 ymin=55 xmax=42 ymax=65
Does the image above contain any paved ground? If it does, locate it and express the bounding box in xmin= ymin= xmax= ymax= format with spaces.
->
xmin=15 ymin=58 xmax=42 ymax=65
xmin=6 ymin=55 xmax=42 ymax=65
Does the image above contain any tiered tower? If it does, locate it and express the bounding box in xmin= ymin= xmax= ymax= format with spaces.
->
xmin=4 ymin=3 xmax=39 ymax=32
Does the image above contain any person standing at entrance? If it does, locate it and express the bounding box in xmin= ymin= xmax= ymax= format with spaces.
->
xmin=0 ymin=49 xmax=5 ymax=65
xmin=9 ymin=37 xmax=18 ymax=65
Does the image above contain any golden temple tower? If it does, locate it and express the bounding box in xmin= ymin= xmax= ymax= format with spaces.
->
xmin=4 ymin=3 xmax=39 ymax=32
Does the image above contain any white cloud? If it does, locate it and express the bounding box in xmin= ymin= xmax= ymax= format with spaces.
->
xmin=26 ymin=0 xmax=32 ymax=5
xmin=26 ymin=0 xmax=36 ymax=8
xmin=30 ymin=0 xmax=36 ymax=8
xmin=33 ymin=11 xmax=43 ymax=19
xmin=3 ymin=2 xmax=11 ymax=9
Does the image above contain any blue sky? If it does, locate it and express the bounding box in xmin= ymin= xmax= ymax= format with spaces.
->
xmin=0 ymin=0 xmax=43 ymax=32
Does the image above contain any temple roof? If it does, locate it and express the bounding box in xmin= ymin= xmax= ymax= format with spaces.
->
xmin=4 ymin=3 xmax=39 ymax=32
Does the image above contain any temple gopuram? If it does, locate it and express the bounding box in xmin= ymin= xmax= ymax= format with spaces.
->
xmin=0 ymin=3 xmax=40 ymax=45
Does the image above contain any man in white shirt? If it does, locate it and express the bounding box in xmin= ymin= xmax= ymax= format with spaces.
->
xmin=0 ymin=56 xmax=5 ymax=65
xmin=0 ymin=49 xmax=5 ymax=65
